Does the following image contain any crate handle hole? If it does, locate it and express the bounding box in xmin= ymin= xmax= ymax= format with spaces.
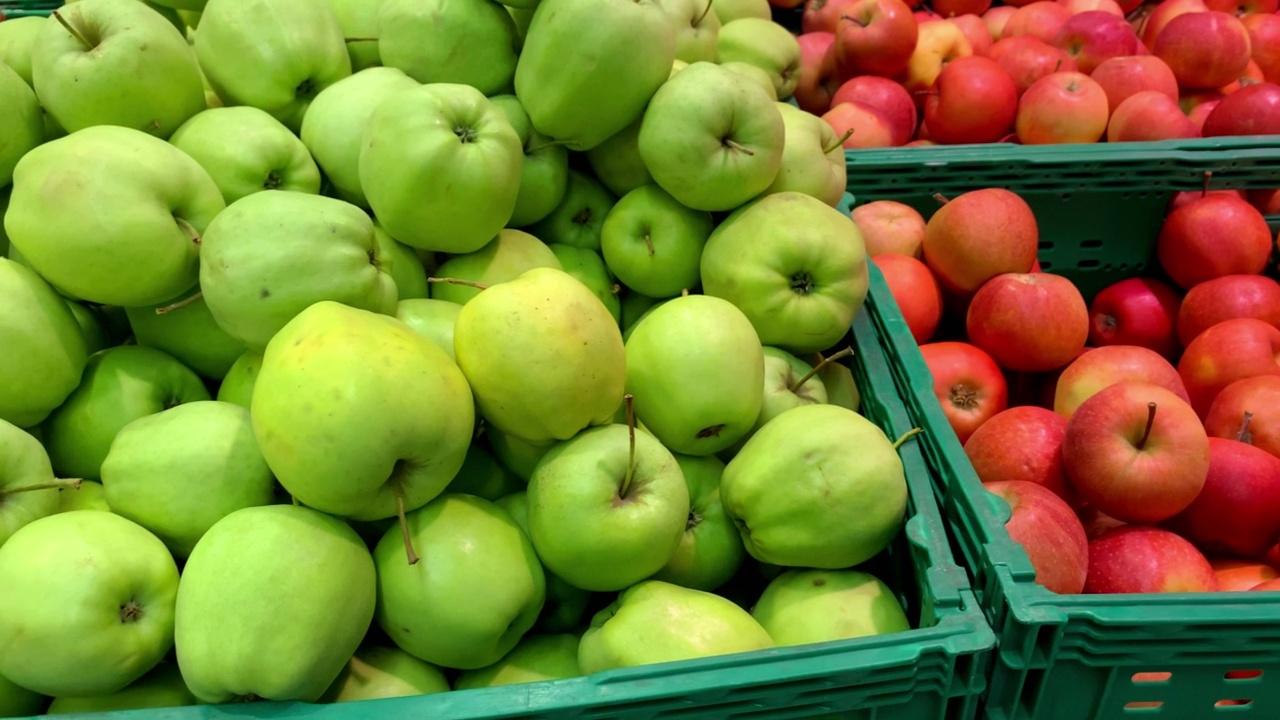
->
xmin=1080 ymin=239 xmax=1104 ymax=249
xmin=1132 ymin=672 xmax=1172 ymax=684
xmin=1216 ymin=699 xmax=1254 ymax=709
xmin=1125 ymin=701 xmax=1164 ymax=712
xmin=1226 ymin=670 xmax=1262 ymax=681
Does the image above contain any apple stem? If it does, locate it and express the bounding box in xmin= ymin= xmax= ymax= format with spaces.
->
xmin=724 ymin=139 xmax=755 ymax=156
xmin=427 ymin=277 xmax=489 ymax=291
xmin=838 ymin=13 xmax=869 ymax=27
xmin=933 ymin=193 xmax=950 ymax=206
xmin=1238 ymin=411 xmax=1255 ymax=443
xmin=680 ymin=288 xmax=690 ymax=297
xmin=1053 ymin=59 xmax=1064 ymax=73
xmin=0 ymin=478 xmax=82 ymax=496
xmin=156 ymin=291 xmax=203 ymax=315
xmin=790 ymin=346 xmax=853 ymax=392
xmin=344 ymin=37 xmax=377 ymax=43
xmin=620 ymin=394 xmax=637 ymax=500
xmin=175 ymin=217 xmax=202 ymax=246
xmin=393 ymin=482 xmax=420 ymax=566
xmin=694 ymin=0 xmax=714 ymax=27
xmin=1201 ymin=170 xmax=1213 ymax=198
xmin=1137 ymin=402 xmax=1157 ymax=450
xmin=892 ymin=428 xmax=924 ymax=450
xmin=52 ymin=11 xmax=91 ymax=48
xmin=291 ymin=494 xmax=300 ymax=506
xmin=823 ymin=128 xmax=855 ymax=154
xmin=642 ymin=233 xmax=655 ymax=256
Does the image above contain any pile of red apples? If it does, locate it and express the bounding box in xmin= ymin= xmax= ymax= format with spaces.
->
xmin=854 ymin=186 xmax=1280 ymax=595
xmin=788 ymin=0 xmax=1280 ymax=146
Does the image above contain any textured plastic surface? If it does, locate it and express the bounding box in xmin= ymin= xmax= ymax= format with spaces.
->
xmin=0 ymin=0 xmax=56 ymax=18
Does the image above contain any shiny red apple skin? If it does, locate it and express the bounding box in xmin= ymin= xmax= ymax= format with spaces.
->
xmin=1178 ymin=317 xmax=1280 ymax=418
xmin=990 ymin=35 xmax=1079 ymax=96
xmin=921 ymin=188 xmax=1039 ymax=296
xmin=1201 ymin=82 xmax=1280 ymax=137
xmin=1085 ymin=526 xmax=1219 ymax=594
xmin=1089 ymin=54 xmax=1180 ymax=109
xmin=1156 ymin=193 xmax=1274 ymax=290
xmin=1167 ymin=438 xmax=1280 ymax=559
xmin=987 ymin=480 xmax=1089 ymax=594
xmin=1177 ymin=274 xmax=1280 ymax=347
xmin=1204 ymin=375 xmax=1280 ymax=461
xmin=1053 ymin=344 xmax=1191 ymax=419
xmin=1153 ymin=11 xmax=1253 ymax=90
xmin=831 ymin=75 xmax=919 ymax=145
xmin=967 ymin=272 xmax=1090 ymax=373
xmin=924 ymin=56 xmax=1020 ymax=144
xmin=1087 ymin=278 xmax=1181 ymax=360
xmin=966 ymin=405 xmax=1073 ymax=501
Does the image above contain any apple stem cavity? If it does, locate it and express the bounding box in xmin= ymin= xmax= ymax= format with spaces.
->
xmin=791 ymin=346 xmax=854 ymax=392
xmin=0 ymin=478 xmax=82 ymax=495
xmin=823 ymin=129 xmax=855 ymax=154
xmin=1238 ymin=411 xmax=1255 ymax=444
xmin=393 ymin=481 xmax=420 ymax=566
xmin=1137 ymin=402 xmax=1157 ymax=450
xmin=427 ymin=277 xmax=489 ymax=291
xmin=933 ymin=193 xmax=950 ymax=206
xmin=838 ymin=13 xmax=869 ymax=27
xmin=892 ymin=428 xmax=923 ymax=450
xmin=156 ymin=291 xmax=203 ymax=316
xmin=52 ymin=11 xmax=91 ymax=48
xmin=723 ymin=138 xmax=755 ymax=156
xmin=620 ymin=394 xmax=638 ymax=500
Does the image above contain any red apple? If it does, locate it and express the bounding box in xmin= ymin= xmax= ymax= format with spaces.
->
xmin=1085 ymin=526 xmax=1219 ymax=593
xmin=916 ymin=8 xmax=943 ymax=21
xmin=1090 ymin=55 xmax=1180 ymax=109
xmin=1168 ymin=187 xmax=1246 ymax=212
xmin=1177 ymin=274 xmax=1280 ymax=347
xmin=832 ymin=0 xmax=921 ymax=79
xmin=1053 ymin=344 xmax=1191 ymax=418
xmin=1201 ymin=82 xmax=1280 ymax=136
xmin=831 ymin=75 xmax=919 ymax=145
xmin=1203 ymin=0 xmax=1279 ymax=15
xmin=1088 ymin=278 xmax=1181 ymax=359
xmin=965 ymin=406 xmax=1073 ymax=499
xmin=873 ymin=254 xmax=943 ymax=343
xmin=990 ymin=36 xmax=1079 ymax=96
xmin=1140 ymin=0 xmax=1210 ymax=50
xmin=1060 ymin=0 xmax=1125 ymax=14
xmin=967 ymin=272 xmax=1089 ymax=373
xmin=821 ymin=102 xmax=898 ymax=148
xmin=921 ymin=188 xmax=1039 ymax=295
xmin=1247 ymin=188 xmax=1280 ymax=215
xmin=1016 ymin=71 xmax=1111 ymax=144
xmin=1107 ymin=90 xmax=1201 ymax=141
xmin=1154 ymin=11 xmax=1253 ymax=90
xmin=1204 ymin=375 xmax=1280 ymax=460
xmin=1064 ymin=381 xmax=1210 ymax=523
xmin=1168 ymin=438 xmax=1280 ymax=558
xmin=902 ymin=19 xmax=976 ymax=100
xmin=1242 ymin=14 xmax=1280 ymax=84
xmin=1156 ymin=193 xmax=1274 ymax=290
xmin=850 ymin=200 xmax=927 ymax=257
xmin=1054 ymin=11 xmax=1141 ymax=75
xmin=1178 ymin=317 xmax=1280 ymax=417
xmin=920 ymin=341 xmax=1010 ymax=443
xmin=984 ymin=5 xmax=1017 ymax=38
xmin=924 ymin=56 xmax=1020 ymax=143
xmin=803 ymin=0 xmax=861 ymax=33
xmin=1209 ymin=559 xmax=1279 ymax=592
xmin=1181 ymin=90 xmax=1225 ymax=132
xmin=1252 ymin=578 xmax=1280 ymax=591
xmin=1003 ymin=1 xmax=1073 ymax=44
xmin=950 ymin=13 xmax=995 ymax=57
xmin=933 ymin=0 xmax=993 ymax=17
xmin=1078 ymin=505 xmax=1127 ymax=540
xmin=987 ymin=480 xmax=1089 ymax=594
xmin=794 ymin=32 xmax=840 ymax=115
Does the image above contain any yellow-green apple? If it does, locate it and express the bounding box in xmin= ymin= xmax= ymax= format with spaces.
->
xmin=0 ymin=16 xmax=43 ymax=88
xmin=1153 ymin=11 xmax=1252 ymax=89
xmin=1107 ymin=90 xmax=1199 ymax=141
xmin=1204 ymin=375 xmax=1280 ymax=459
xmin=986 ymin=480 xmax=1088 ymax=593
xmin=1177 ymin=275 xmax=1280 ymax=347
xmin=1089 ymin=55 xmax=1180 ymax=111
xmin=1084 ymin=525 xmax=1218 ymax=593
xmin=1156 ymin=194 xmax=1274 ymax=290
xmin=764 ymin=102 xmax=849 ymax=206
xmin=984 ymin=5 xmax=1016 ymax=38
xmin=0 ymin=259 xmax=88 ymax=429
xmin=821 ymin=102 xmax=897 ymax=148
xmin=924 ymin=55 xmax=1018 ymax=143
xmin=320 ymin=646 xmax=449 ymax=702
xmin=719 ymin=60 xmax=779 ymax=99
xmin=1167 ymin=438 xmax=1280 ymax=558
xmin=872 ymin=255 xmax=942 ymax=344
xmin=831 ymin=0 xmax=919 ymax=78
xmin=1139 ymin=0 xmax=1208 ymax=50
xmin=712 ymin=0 xmax=772 ymax=23
xmin=803 ymin=0 xmax=860 ymax=33
xmin=650 ymin=453 xmax=745 ymax=591
xmin=1201 ymin=82 xmax=1280 ymax=136
xmin=1002 ymin=1 xmax=1072 ymax=44
xmin=903 ymin=19 xmax=974 ymax=98
xmin=989 ymin=36 xmax=1077 ymax=96
xmin=599 ymin=185 xmax=712 ymax=299
xmin=1179 ymin=318 xmax=1280 ymax=417
xmin=717 ymin=18 xmax=803 ymax=99
xmin=1053 ymin=10 xmax=1140 ymax=74
xmin=919 ymin=341 xmax=1009 ymax=443
xmin=42 ymin=661 xmax=196 ymax=715
xmin=214 ymin=351 xmax=261 ymax=409
xmin=1015 ymin=71 xmax=1110 ymax=144
xmin=950 ymin=14 xmax=994 ymax=57
xmin=1088 ymin=278 xmax=1181 ymax=359
xmin=965 ymin=405 xmax=1072 ymax=501
xmin=794 ymin=32 xmax=839 ymax=114
xmin=750 ymin=569 xmax=909 ymax=645
xmin=429 ymin=229 xmax=562 ymax=306
xmin=453 ymin=633 xmax=581 ymax=690
xmin=966 ymin=272 xmax=1089 ymax=373
xmin=922 ymin=188 xmax=1039 ymax=295
xmin=1053 ymin=345 xmax=1190 ymax=419
xmin=0 ymin=63 xmax=41 ymax=189
xmin=1209 ymin=559 xmax=1278 ymax=592
xmin=850 ymin=200 xmax=926 ymax=257
xmin=1242 ymin=15 xmax=1280 ymax=84
xmin=1063 ymin=381 xmax=1210 ymax=523
xmin=377 ymin=0 xmax=518 ymax=96
xmin=831 ymin=75 xmax=919 ymax=144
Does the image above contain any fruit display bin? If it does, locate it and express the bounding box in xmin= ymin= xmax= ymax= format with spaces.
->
xmin=0 ymin=0 xmax=56 ymax=19
xmin=850 ymin=160 xmax=1280 ymax=719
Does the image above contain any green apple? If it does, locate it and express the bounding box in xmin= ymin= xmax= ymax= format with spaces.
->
xmin=66 ymin=301 xmax=108 ymax=355
xmin=323 ymin=0 xmax=382 ymax=71
xmin=55 ymin=479 xmax=109 ymax=514
xmin=710 ymin=0 xmax=770 ymax=24
xmin=45 ymin=662 xmax=196 ymax=715
xmin=508 ymin=6 xmax=535 ymax=47
xmin=100 ymin=401 xmax=276 ymax=558
xmin=621 ymin=290 xmax=660 ymax=335
xmin=361 ymin=83 xmax=523 ymax=253
xmin=584 ymin=117 xmax=653 ymax=197
xmin=253 ymin=302 xmax=474 ymax=521
xmin=0 ymin=17 xmax=43 ymax=87
xmin=700 ymin=192 xmax=868 ymax=354
xmin=625 ymin=294 xmax=765 ymax=455
xmin=528 ymin=170 xmax=616 ymax=251
xmin=578 ymin=580 xmax=772 ymax=672
xmin=430 ymin=229 xmax=562 ymax=306
xmin=375 ymin=224 xmax=429 ymax=300
xmin=199 ymin=190 xmax=399 ymax=351
xmin=721 ymin=404 xmax=907 ymax=568
xmin=125 ymin=287 xmax=247 ymax=381
xmin=717 ymin=18 xmax=802 ymax=99
xmin=194 ymin=0 xmax=352 ymax=131
xmin=493 ymin=491 xmax=591 ymax=633
xmin=514 ymin=0 xmax=675 ymax=150
xmin=395 ymin=299 xmax=462 ymax=362
xmin=549 ymin=244 xmax=621 ymax=325
xmin=300 ymin=67 xmax=420 ymax=208
xmin=813 ymin=354 xmax=860 ymax=412
xmin=454 ymin=267 xmax=626 ymax=443
xmin=215 ymin=350 xmax=262 ymax=409
xmin=169 ymin=106 xmax=322 ymax=204
xmin=638 ymin=62 xmax=784 ymax=211
xmin=487 ymin=426 xmax=552 ymax=481
xmin=489 ymin=94 xmax=569 ymax=227
xmin=0 ymin=510 xmax=179 ymax=697
xmin=148 ymin=0 xmax=206 ymax=12
xmin=528 ymin=423 xmax=689 ymax=591
xmin=374 ymin=494 xmax=545 ymax=669
xmin=320 ymin=646 xmax=450 ymax=703
xmin=0 ymin=417 xmax=62 ymax=548
xmin=43 ymin=345 xmax=211 ymax=482
xmin=0 ymin=672 xmax=44 ymax=718
xmin=764 ymin=102 xmax=847 ymax=206
xmin=5 ymin=125 xmax=225 ymax=307
xmin=600 ymin=185 xmax=712 ymax=299
xmin=656 ymin=0 xmax=720 ymax=63
xmin=720 ymin=61 xmax=778 ymax=101
xmin=652 ymin=453 xmax=744 ymax=591
xmin=751 ymin=569 xmax=910 ymax=646
xmin=724 ymin=346 xmax=828 ymax=455
xmin=378 ymin=0 xmax=517 ymax=95
xmin=0 ymin=258 xmax=87 ymax=428
xmin=455 ymin=634 xmax=581 ymax=690
xmin=175 ymin=504 xmax=376 ymax=703
xmin=0 ymin=62 xmax=41 ymax=189
xmin=445 ymin=440 xmax=524 ymax=501
xmin=33 ymin=0 xmax=205 ymax=137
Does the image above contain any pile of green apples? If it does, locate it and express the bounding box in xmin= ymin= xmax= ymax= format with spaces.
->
xmin=0 ymin=0 xmax=918 ymax=714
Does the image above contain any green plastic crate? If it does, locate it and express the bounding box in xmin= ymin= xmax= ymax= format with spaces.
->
xmin=848 ymin=154 xmax=1280 ymax=719
xmin=29 ymin=197 xmax=995 ymax=720
xmin=0 ymin=0 xmax=56 ymax=19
